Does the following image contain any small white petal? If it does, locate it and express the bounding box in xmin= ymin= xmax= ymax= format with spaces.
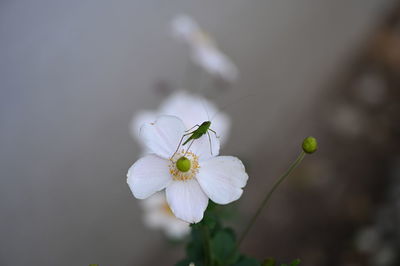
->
xmin=197 ymin=156 xmax=248 ymax=204
xmin=166 ymin=179 xmax=209 ymax=223
xmin=127 ymin=154 xmax=171 ymax=199
xmin=187 ymin=133 xmax=220 ymax=161
xmin=171 ymin=15 xmax=200 ymax=43
xmin=140 ymin=115 xmax=186 ymax=159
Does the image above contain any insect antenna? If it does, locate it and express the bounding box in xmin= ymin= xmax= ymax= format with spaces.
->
xmin=200 ymin=98 xmax=211 ymax=121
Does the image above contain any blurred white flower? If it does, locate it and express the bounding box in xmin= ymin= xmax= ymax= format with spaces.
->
xmin=330 ymin=104 xmax=365 ymax=137
xmin=131 ymin=90 xmax=231 ymax=148
xmin=140 ymin=191 xmax=190 ymax=239
xmin=171 ymin=15 xmax=238 ymax=82
xmin=127 ymin=115 xmax=248 ymax=223
xmin=355 ymin=227 xmax=381 ymax=253
xmin=354 ymin=72 xmax=386 ymax=106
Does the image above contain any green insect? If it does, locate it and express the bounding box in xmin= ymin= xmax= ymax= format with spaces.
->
xmin=171 ymin=121 xmax=218 ymax=159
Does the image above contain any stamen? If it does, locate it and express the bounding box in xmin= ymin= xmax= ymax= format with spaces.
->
xmin=169 ymin=150 xmax=200 ymax=181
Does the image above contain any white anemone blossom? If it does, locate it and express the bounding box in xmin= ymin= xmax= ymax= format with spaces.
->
xmin=131 ymin=90 xmax=231 ymax=148
xmin=140 ymin=191 xmax=190 ymax=239
xmin=127 ymin=115 xmax=248 ymax=223
xmin=171 ymin=15 xmax=238 ymax=82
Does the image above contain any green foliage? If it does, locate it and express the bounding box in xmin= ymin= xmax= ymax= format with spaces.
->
xmin=261 ymin=258 xmax=301 ymax=266
xmin=233 ymin=257 xmax=261 ymax=266
xmin=262 ymin=258 xmax=276 ymax=266
xmin=176 ymin=201 xmax=301 ymax=266
xmin=210 ymin=230 xmax=239 ymax=265
xmin=288 ymin=259 xmax=301 ymax=266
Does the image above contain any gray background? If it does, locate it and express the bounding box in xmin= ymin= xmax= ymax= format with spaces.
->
xmin=0 ymin=0 xmax=394 ymax=265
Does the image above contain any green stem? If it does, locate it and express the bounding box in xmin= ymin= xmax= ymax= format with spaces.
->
xmin=237 ymin=151 xmax=306 ymax=247
xmin=202 ymin=223 xmax=212 ymax=266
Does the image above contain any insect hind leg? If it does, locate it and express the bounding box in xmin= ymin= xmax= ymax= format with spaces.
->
xmin=183 ymin=139 xmax=196 ymax=157
xmin=185 ymin=124 xmax=200 ymax=132
xmin=207 ymin=131 xmax=214 ymax=156
xmin=209 ymin=128 xmax=218 ymax=136
xmin=171 ymin=132 xmax=192 ymax=160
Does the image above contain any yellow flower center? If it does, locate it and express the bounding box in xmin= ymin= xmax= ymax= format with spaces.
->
xmin=169 ymin=150 xmax=200 ymax=181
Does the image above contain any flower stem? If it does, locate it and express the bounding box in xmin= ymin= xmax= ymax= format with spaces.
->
xmin=201 ymin=223 xmax=212 ymax=266
xmin=237 ymin=151 xmax=306 ymax=247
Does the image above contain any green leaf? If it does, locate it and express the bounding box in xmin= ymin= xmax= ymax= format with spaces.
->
xmin=185 ymin=224 xmax=205 ymax=262
xmin=233 ymin=257 xmax=261 ymax=266
xmin=262 ymin=258 xmax=276 ymax=266
xmin=289 ymin=259 xmax=301 ymax=266
xmin=210 ymin=230 xmax=238 ymax=264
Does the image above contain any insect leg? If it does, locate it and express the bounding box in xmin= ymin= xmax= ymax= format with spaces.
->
xmin=183 ymin=139 xmax=196 ymax=157
xmin=185 ymin=124 xmax=200 ymax=132
xmin=209 ymin=128 xmax=218 ymax=136
xmin=207 ymin=131 xmax=213 ymax=155
xmin=171 ymin=132 xmax=192 ymax=160
xmin=209 ymin=128 xmax=221 ymax=142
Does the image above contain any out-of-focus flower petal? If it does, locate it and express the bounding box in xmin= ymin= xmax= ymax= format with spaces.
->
xmin=192 ymin=45 xmax=238 ymax=82
xmin=140 ymin=192 xmax=190 ymax=239
xmin=159 ymin=91 xmax=230 ymax=145
xmin=171 ymin=15 xmax=200 ymax=43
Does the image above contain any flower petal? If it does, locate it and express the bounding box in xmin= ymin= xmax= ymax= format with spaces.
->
xmin=197 ymin=156 xmax=248 ymax=204
xmin=166 ymin=179 xmax=209 ymax=223
xmin=160 ymin=91 xmax=209 ymax=129
xmin=130 ymin=110 xmax=157 ymax=141
xmin=127 ymin=154 xmax=171 ymax=199
xmin=192 ymin=45 xmax=238 ymax=82
xmin=140 ymin=115 xmax=186 ymax=159
xmin=159 ymin=91 xmax=231 ymax=145
xmin=164 ymin=218 xmax=190 ymax=239
xmin=187 ymin=133 xmax=220 ymax=161
xmin=171 ymin=15 xmax=200 ymax=43
xmin=212 ymin=112 xmax=231 ymax=145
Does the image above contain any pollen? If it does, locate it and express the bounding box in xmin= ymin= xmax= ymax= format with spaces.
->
xmin=169 ymin=150 xmax=200 ymax=181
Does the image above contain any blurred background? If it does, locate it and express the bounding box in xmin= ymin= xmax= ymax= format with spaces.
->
xmin=1 ymin=0 xmax=400 ymax=265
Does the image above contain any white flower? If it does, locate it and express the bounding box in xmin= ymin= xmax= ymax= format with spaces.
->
xmin=127 ymin=115 xmax=248 ymax=223
xmin=140 ymin=191 xmax=190 ymax=239
xmin=171 ymin=15 xmax=238 ymax=82
xmin=131 ymin=90 xmax=231 ymax=148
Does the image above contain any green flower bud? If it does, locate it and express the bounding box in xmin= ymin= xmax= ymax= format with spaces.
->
xmin=302 ymin=136 xmax=318 ymax=154
xmin=176 ymin=156 xmax=191 ymax=172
